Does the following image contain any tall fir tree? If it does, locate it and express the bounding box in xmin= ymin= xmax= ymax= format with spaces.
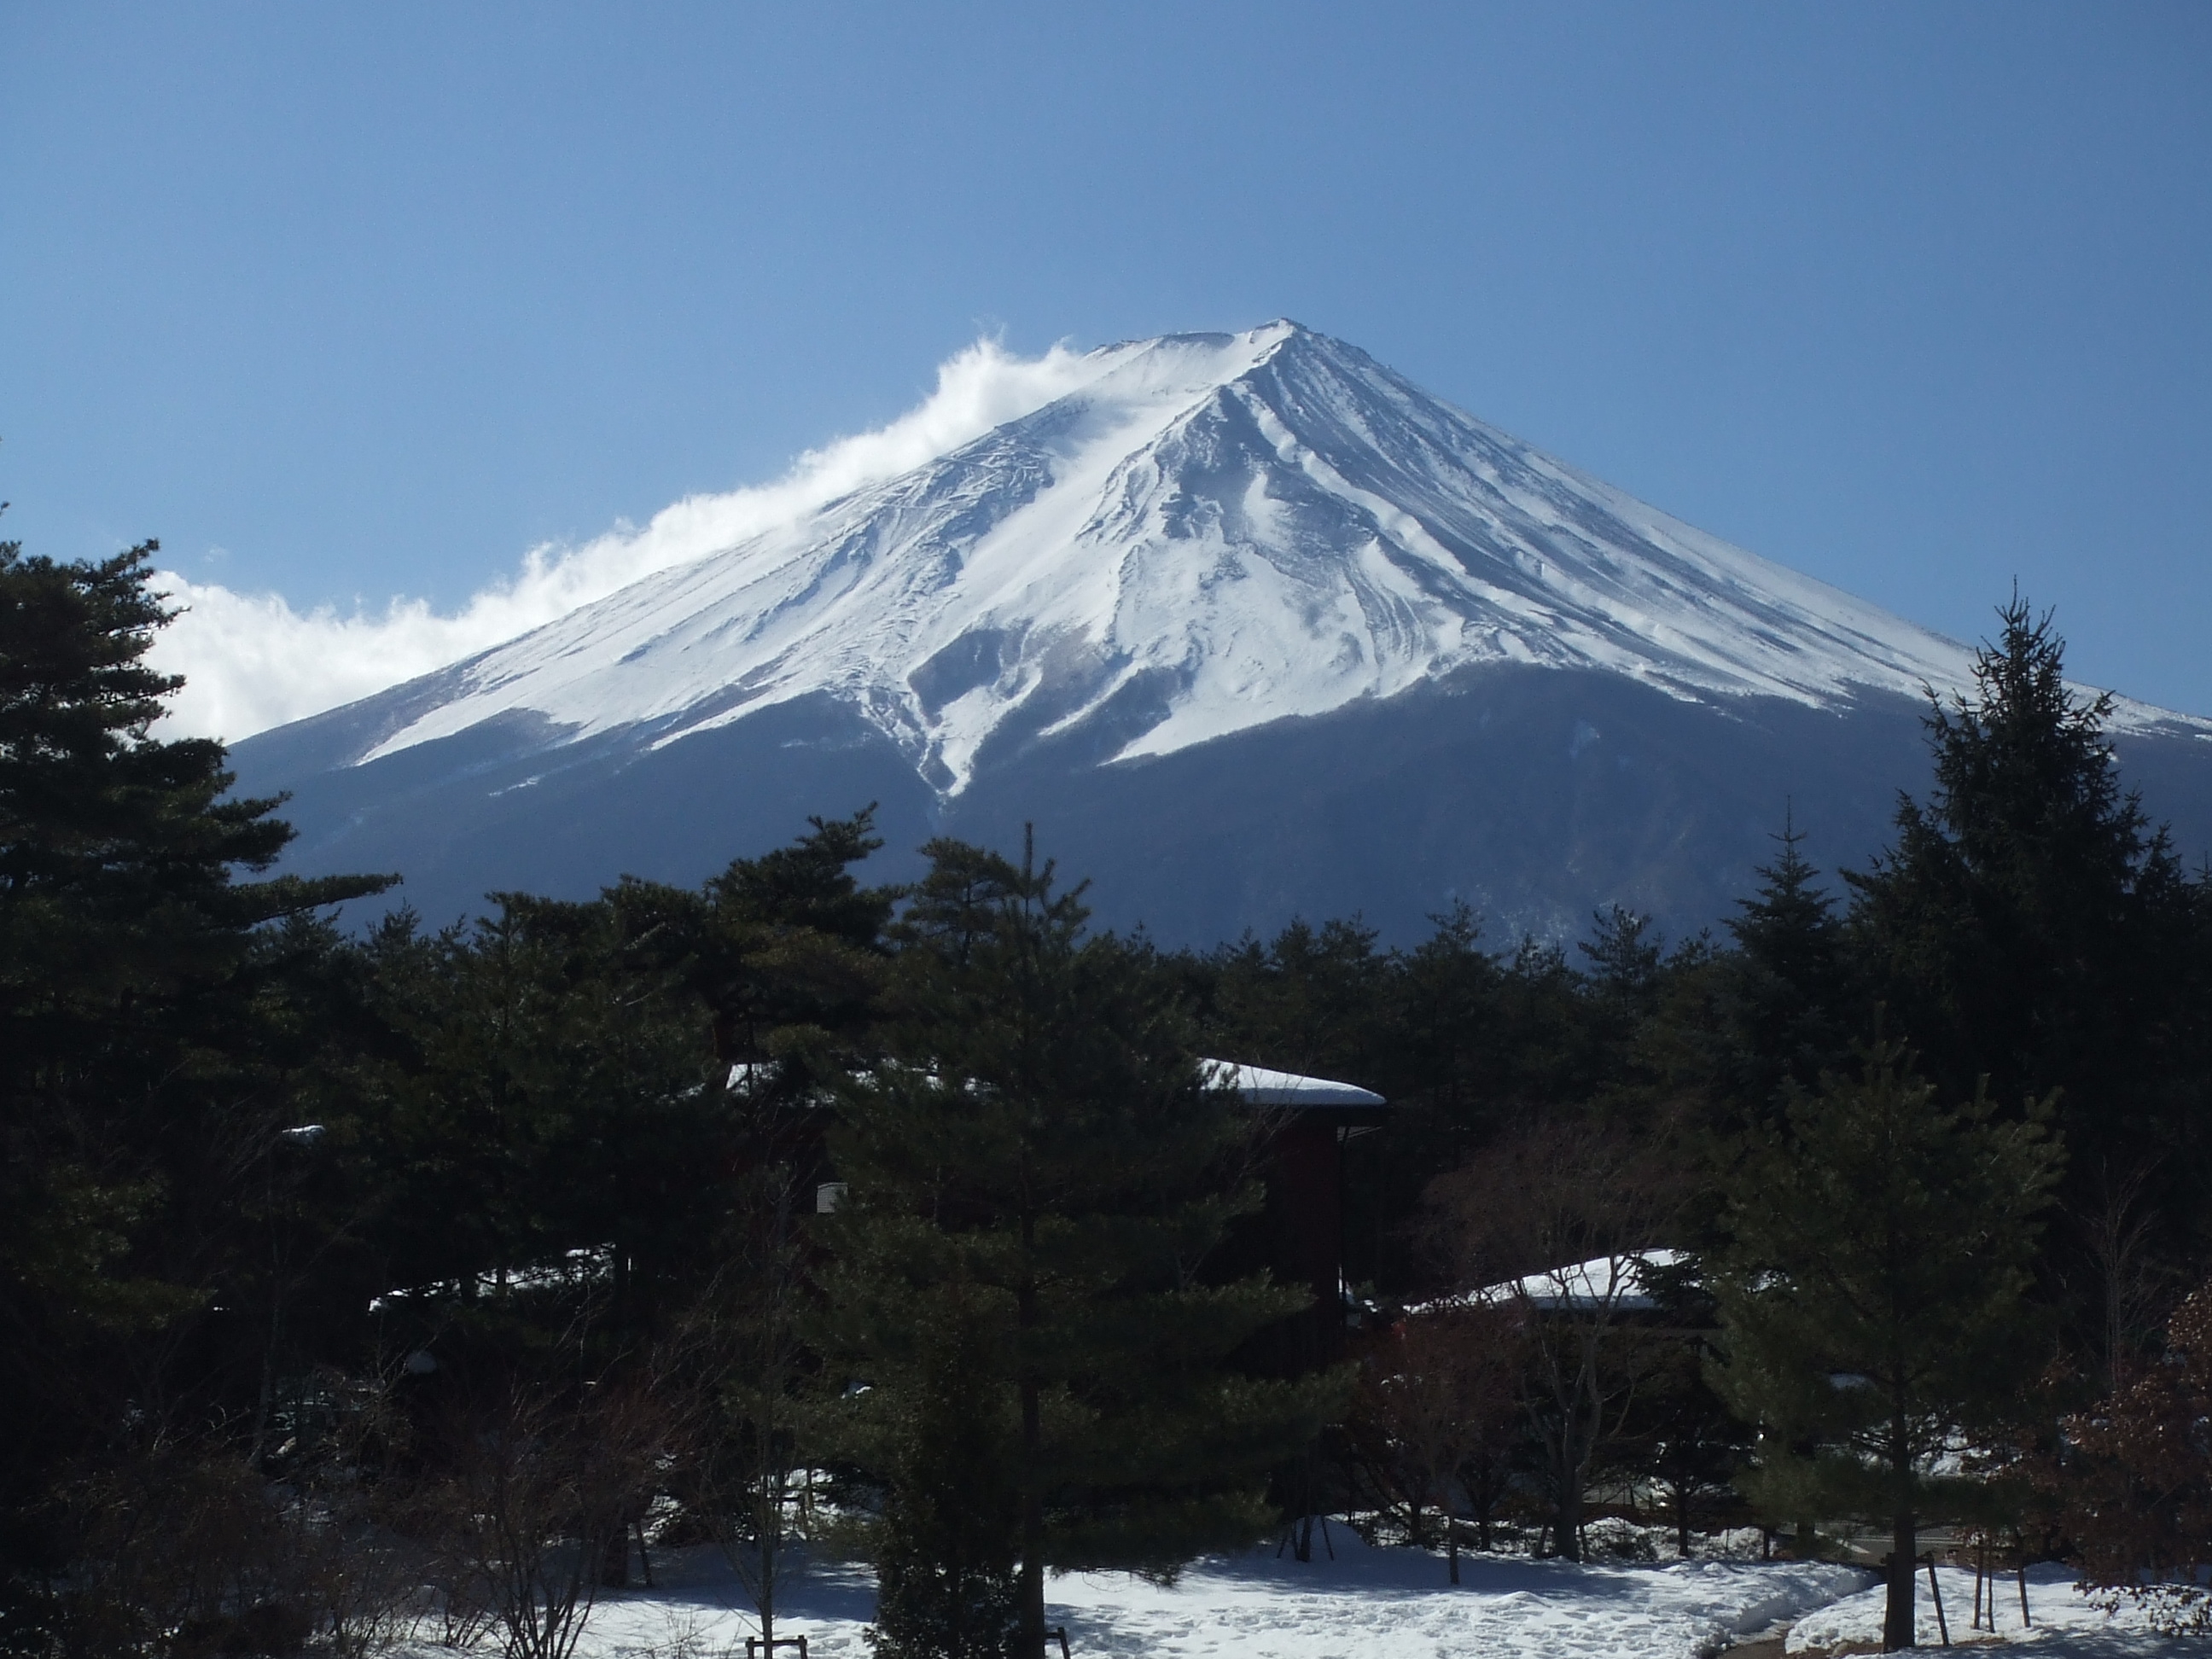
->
xmin=1711 ymin=819 xmax=1854 ymax=1132
xmin=1845 ymin=596 xmax=2211 ymax=1223
xmin=818 ymin=835 xmax=1343 ymax=1658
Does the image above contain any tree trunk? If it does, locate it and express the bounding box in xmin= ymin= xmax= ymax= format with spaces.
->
xmin=1884 ymin=1514 xmax=1918 ymax=1650
xmin=758 ymin=1528 xmax=775 ymax=1650
xmin=757 ymin=1436 xmax=780 ymax=1644
xmin=1467 ymin=1453 xmax=1496 ymax=1552
xmin=1555 ymin=1476 xmax=1583 ymax=1563
xmin=1884 ymin=1390 xmax=1917 ymax=1650
xmin=1018 ymin=1199 xmax=1046 ymax=1659
xmin=1019 ymin=1376 xmax=1045 ymax=1656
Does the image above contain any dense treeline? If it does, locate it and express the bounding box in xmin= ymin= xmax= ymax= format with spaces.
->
xmin=6 ymin=538 xmax=2212 ymax=1656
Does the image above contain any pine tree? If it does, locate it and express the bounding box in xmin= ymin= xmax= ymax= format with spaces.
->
xmin=0 ymin=539 xmax=391 ymax=1610
xmin=1709 ymin=1041 xmax=2062 ymax=1650
xmin=818 ymin=835 xmax=1343 ymax=1658
xmin=1845 ymin=595 xmax=2208 ymax=1214
xmin=1202 ymin=914 xmax=1395 ymax=1088
xmin=1713 ymin=818 xmax=1854 ymax=1130
xmin=864 ymin=1289 xmax=1023 ymax=1659
xmin=355 ymin=892 xmax=721 ymax=1319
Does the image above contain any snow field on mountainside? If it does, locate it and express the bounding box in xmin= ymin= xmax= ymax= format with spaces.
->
xmin=533 ymin=1530 xmax=1872 ymax=1659
xmin=1787 ymin=1562 xmax=2201 ymax=1656
xmin=338 ymin=322 xmax=2110 ymax=795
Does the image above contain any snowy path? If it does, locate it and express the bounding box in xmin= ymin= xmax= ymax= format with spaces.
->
xmin=562 ymin=1531 xmax=1870 ymax=1659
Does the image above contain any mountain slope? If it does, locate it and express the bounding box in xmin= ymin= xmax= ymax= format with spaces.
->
xmin=230 ymin=323 xmax=2212 ymax=940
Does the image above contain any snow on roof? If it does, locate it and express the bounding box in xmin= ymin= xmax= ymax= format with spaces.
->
xmin=1488 ymin=1248 xmax=1684 ymax=1311
xmin=728 ymin=1057 xmax=1385 ymax=1109
xmin=1202 ymin=1059 xmax=1386 ymax=1109
xmin=369 ymin=1244 xmax=614 ymax=1314
xmin=1406 ymin=1249 xmax=1687 ymax=1318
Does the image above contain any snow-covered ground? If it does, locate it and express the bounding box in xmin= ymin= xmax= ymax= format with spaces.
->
xmin=1786 ymin=1562 xmax=2203 ymax=1655
xmin=546 ymin=1530 xmax=1869 ymax=1659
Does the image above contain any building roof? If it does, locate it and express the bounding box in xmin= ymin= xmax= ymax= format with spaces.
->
xmin=725 ymin=1057 xmax=1388 ymax=1110
xmin=1202 ymin=1059 xmax=1387 ymax=1109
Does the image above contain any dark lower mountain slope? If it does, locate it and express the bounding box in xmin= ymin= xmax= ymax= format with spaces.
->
xmin=230 ymin=668 xmax=2212 ymax=946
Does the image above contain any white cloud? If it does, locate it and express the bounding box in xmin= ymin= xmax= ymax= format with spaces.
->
xmin=148 ymin=335 xmax=1103 ymax=741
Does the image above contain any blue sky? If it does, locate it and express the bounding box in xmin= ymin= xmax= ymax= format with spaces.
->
xmin=4 ymin=2 xmax=2209 ymax=723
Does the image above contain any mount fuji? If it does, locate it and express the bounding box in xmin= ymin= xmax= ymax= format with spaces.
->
xmin=230 ymin=323 xmax=2212 ymax=942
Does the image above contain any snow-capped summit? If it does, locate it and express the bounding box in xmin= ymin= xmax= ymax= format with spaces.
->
xmin=235 ymin=323 xmax=2212 ymax=943
xmin=342 ymin=322 xmax=2192 ymax=798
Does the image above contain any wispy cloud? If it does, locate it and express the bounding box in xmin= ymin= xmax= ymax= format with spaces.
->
xmin=148 ymin=336 xmax=1103 ymax=741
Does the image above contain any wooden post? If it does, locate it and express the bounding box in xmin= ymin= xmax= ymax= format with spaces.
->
xmin=2018 ymin=1562 xmax=2032 ymax=1628
xmin=1051 ymin=1626 xmax=1071 ymax=1658
xmin=1923 ymin=1554 xmax=1950 ymax=1646
xmin=1971 ymin=1540 xmax=1983 ymax=1630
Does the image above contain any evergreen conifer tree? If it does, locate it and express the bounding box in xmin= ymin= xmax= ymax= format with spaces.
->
xmin=1 ymin=539 xmax=391 ymax=1603
xmin=818 ymin=835 xmax=1343 ymax=1659
xmin=1709 ymin=1040 xmax=2062 ymax=1650
xmin=864 ymin=1289 xmax=1023 ymax=1659
xmin=355 ymin=892 xmax=717 ymax=1318
xmin=1845 ymin=596 xmax=2209 ymax=1214
xmin=1713 ymin=819 xmax=1854 ymax=1130
xmin=1202 ymin=915 xmax=1394 ymax=1088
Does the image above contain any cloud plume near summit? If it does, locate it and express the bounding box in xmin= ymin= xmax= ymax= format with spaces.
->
xmin=148 ymin=337 xmax=1103 ymax=741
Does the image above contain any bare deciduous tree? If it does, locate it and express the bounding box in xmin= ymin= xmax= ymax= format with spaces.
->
xmin=1424 ymin=1120 xmax=1679 ymax=1561
xmin=1349 ymin=1298 xmax=1526 ymax=1580
xmin=417 ymin=1372 xmax=667 ymax=1659
xmin=2072 ymin=1159 xmax=2168 ymax=1393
